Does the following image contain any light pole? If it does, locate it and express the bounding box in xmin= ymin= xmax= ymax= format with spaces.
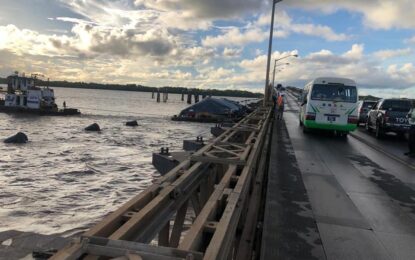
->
xmin=272 ymin=62 xmax=289 ymax=89
xmin=271 ymin=54 xmax=298 ymax=89
xmin=264 ymin=0 xmax=283 ymax=106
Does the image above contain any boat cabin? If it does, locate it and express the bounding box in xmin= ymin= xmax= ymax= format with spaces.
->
xmin=4 ymin=73 xmax=56 ymax=110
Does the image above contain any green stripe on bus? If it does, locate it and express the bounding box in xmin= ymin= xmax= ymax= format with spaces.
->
xmin=304 ymin=120 xmax=357 ymax=131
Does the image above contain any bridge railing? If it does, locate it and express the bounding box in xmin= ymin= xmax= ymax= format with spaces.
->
xmin=51 ymin=106 xmax=272 ymax=260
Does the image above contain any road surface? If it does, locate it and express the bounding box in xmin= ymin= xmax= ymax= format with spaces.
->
xmin=263 ymin=92 xmax=415 ymax=260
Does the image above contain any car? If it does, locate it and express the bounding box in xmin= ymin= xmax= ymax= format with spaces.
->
xmin=366 ymin=98 xmax=413 ymax=138
xmin=357 ymin=100 xmax=377 ymax=125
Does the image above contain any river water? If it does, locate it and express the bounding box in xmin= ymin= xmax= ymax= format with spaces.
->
xmin=0 ymin=87 xmax=254 ymax=236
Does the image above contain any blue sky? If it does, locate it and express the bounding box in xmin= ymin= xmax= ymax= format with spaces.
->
xmin=1 ymin=0 xmax=415 ymax=97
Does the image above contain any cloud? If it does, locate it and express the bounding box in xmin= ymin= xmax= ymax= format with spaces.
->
xmin=202 ymin=10 xmax=349 ymax=48
xmin=135 ymin=0 xmax=268 ymax=19
xmin=343 ymin=44 xmax=364 ymax=60
xmin=1 ymin=0 xmax=414 ymax=97
xmin=202 ymin=27 xmax=268 ymax=47
xmin=284 ymin=0 xmax=415 ymax=30
xmin=0 ymin=24 xmax=64 ymax=57
xmin=373 ymin=48 xmax=412 ymax=60
xmin=289 ymin=23 xmax=349 ymax=41
xmin=0 ymin=23 xmax=178 ymax=58
xmin=234 ymin=45 xmax=415 ymax=95
xmin=223 ymin=48 xmax=243 ymax=58
xmin=405 ymin=36 xmax=415 ymax=44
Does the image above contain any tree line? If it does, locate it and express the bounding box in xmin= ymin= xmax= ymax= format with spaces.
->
xmin=0 ymin=77 xmax=263 ymax=98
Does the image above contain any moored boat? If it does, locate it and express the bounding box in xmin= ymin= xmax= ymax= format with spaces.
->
xmin=0 ymin=72 xmax=80 ymax=116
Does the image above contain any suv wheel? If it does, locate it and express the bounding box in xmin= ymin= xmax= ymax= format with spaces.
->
xmin=366 ymin=119 xmax=372 ymax=132
xmin=375 ymin=123 xmax=384 ymax=139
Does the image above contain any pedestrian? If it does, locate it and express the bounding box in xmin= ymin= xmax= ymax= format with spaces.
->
xmin=272 ymin=87 xmax=277 ymax=110
xmin=405 ymin=108 xmax=415 ymax=157
xmin=276 ymin=93 xmax=285 ymax=120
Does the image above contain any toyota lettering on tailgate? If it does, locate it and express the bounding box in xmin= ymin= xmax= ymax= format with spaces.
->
xmin=396 ymin=117 xmax=408 ymax=124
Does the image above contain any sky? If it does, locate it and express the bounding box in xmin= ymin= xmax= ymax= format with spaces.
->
xmin=1 ymin=0 xmax=415 ymax=97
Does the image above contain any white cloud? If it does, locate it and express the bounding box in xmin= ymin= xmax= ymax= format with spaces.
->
xmin=343 ymin=44 xmax=364 ymax=60
xmin=405 ymin=36 xmax=415 ymax=44
xmin=284 ymin=0 xmax=415 ymax=30
xmin=1 ymin=0 xmax=414 ymax=97
xmin=289 ymin=23 xmax=349 ymax=41
xmin=134 ymin=0 xmax=268 ymax=19
xmin=0 ymin=24 xmax=64 ymax=57
xmin=202 ymin=10 xmax=349 ymax=48
xmin=233 ymin=44 xmax=415 ymax=96
xmin=223 ymin=48 xmax=242 ymax=58
xmin=0 ymin=23 xmax=178 ymax=58
xmin=373 ymin=48 xmax=412 ymax=60
xmin=202 ymin=27 xmax=268 ymax=47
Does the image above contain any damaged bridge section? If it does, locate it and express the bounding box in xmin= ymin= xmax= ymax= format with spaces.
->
xmin=51 ymin=106 xmax=272 ymax=260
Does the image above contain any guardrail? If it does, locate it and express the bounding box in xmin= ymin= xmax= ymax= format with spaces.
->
xmin=51 ymin=105 xmax=272 ymax=260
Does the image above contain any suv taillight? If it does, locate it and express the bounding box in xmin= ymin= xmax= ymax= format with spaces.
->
xmin=384 ymin=111 xmax=389 ymax=122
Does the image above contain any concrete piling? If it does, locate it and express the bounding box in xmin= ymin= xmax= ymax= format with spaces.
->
xmin=157 ymin=91 xmax=160 ymax=103
xmin=187 ymin=93 xmax=192 ymax=104
xmin=194 ymin=94 xmax=199 ymax=103
xmin=181 ymin=92 xmax=184 ymax=101
xmin=152 ymin=92 xmax=154 ymax=99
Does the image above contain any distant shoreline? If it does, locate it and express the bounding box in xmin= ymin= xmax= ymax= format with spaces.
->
xmin=0 ymin=77 xmax=263 ymax=98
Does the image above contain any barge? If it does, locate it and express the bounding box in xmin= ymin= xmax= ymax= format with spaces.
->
xmin=171 ymin=97 xmax=247 ymax=123
xmin=0 ymin=72 xmax=80 ymax=116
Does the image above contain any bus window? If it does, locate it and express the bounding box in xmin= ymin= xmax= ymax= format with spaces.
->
xmin=311 ymin=84 xmax=357 ymax=103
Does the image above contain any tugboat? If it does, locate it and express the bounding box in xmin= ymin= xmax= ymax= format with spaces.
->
xmin=0 ymin=72 xmax=80 ymax=115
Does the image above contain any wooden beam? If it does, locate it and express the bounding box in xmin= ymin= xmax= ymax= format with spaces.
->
xmin=51 ymin=107 xmax=271 ymax=260
xmin=170 ymin=200 xmax=188 ymax=247
xmin=158 ymin=221 xmax=170 ymax=247
xmin=190 ymin=155 xmax=246 ymax=166
xmin=178 ymin=165 xmax=237 ymax=252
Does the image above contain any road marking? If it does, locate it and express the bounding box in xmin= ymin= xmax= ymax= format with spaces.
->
xmin=349 ymin=133 xmax=415 ymax=170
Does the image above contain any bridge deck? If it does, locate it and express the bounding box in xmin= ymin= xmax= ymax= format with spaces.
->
xmin=261 ymin=93 xmax=415 ymax=259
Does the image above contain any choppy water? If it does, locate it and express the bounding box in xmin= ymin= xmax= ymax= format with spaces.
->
xmin=0 ymin=87 xmax=253 ymax=235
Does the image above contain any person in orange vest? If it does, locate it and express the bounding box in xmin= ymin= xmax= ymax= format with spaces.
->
xmin=276 ymin=93 xmax=285 ymax=120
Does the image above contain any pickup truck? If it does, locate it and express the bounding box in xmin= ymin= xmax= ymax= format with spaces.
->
xmin=366 ymin=99 xmax=413 ymax=138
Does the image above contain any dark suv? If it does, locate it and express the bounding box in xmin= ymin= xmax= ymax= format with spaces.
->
xmin=358 ymin=100 xmax=377 ymax=125
xmin=366 ymin=99 xmax=413 ymax=138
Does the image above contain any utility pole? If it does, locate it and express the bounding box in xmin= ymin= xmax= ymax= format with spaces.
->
xmin=264 ymin=0 xmax=283 ymax=106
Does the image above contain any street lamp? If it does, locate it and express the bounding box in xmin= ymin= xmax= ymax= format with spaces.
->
xmin=264 ymin=0 xmax=283 ymax=106
xmin=272 ymin=62 xmax=289 ymax=89
xmin=275 ymin=53 xmax=298 ymax=63
xmin=271 ymin=54 xmax=298 ymax=88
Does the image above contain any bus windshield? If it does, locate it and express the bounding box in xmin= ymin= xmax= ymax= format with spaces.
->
xmin=311 ymin=84 xmax=357 ymax=103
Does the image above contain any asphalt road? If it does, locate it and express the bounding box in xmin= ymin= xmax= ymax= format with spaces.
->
xmin=282 ymin=92 xmax=415 ymax=260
